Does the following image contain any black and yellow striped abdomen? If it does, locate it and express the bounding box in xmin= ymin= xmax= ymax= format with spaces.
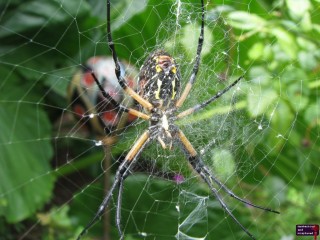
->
xmin=138 ymin=50 xmax=181 ymax=109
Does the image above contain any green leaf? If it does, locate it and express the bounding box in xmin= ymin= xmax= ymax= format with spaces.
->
xmin=248 ymin=42 xmax=265 ymax=60
xmin=297 ymin=37 xmax=317 ymax=51
xmin=287 ymin=187 xmax=306 ymax=206
xmin=111 ymin=0 xmax=149 ymax=30
xmin=0 ymin=0 xmax=94 ymax=90
xmin=263 ymin=176 xmax=287 ymax=203
xmin=247 ymin=87 xmax=278 ymax=117
xmin=304 ymin=104 xmax=320 ymax=125
xmin=267 ymin=101 xmax=295 ymax=151
xmin=0 ymin=68 xmax=54 ymax=223
xmin=38 ymin=206 xmax=72 ymax=229
xmin=0 ymin=0 xmax=91 ymax=38
xmin=285 ymin=0 xmax=311 ymax=20
xmin=180 ymin=24 xmax=213 ymax=59
xmin=248 ymin=66 xmax=271 ymax=86
xmin=227 ymin=11 xmax=266 ymax=30
xmin=281 ymin=66 xmax=310 ymax=112
xmin=286 ymin=82 xmax=309 ymax=111
xmin=298 ymin=51 xmax=318 ymax=70
xmin=281 ymin=66 xmax=308 ymax=84
xmin=300 ymin=11 xmax=312 ymax=31
xmin=110 ymin=0 xmax=173 ymax=60
xmin=269 ymin=27 xmax=298 ymax=59
xmin=211 ymin=149 xmax=236 ymax=181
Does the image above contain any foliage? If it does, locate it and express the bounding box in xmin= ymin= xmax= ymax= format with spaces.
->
xmin=0 ymin=0 xmax=319 ymax=239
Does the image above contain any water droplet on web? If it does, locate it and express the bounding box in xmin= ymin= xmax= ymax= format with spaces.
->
xmin=176 ymin=205 xmax=180 ymax=212
xmin=276 ymin=134 xmax=285 ymax=139
xmin=95 ymin=140 xmax=103 ymax=146
xmin=140 ymin=232 xmax=147 ymax=237
xmin=258 ymin=124 xmax=263 ymax=130
xmin=89 ymin=113 xmax=94 ymax=118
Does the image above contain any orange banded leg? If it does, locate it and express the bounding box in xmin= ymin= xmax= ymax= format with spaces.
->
xmin=122 ymin=83 xmax=153 ymax=111
xmin=177 ymin=76 xmax=242 ymax=119
xmin=177 ymin=130 xmax=279 ymax=240
xmin=176 ymin=82 xmax=192 ymax=108
xmin=77 ymin=131 xmax=150 ymax=240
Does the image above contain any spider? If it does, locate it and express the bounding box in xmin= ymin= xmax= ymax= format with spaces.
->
xmin=77 ymin=0 xmax=279 ymax=239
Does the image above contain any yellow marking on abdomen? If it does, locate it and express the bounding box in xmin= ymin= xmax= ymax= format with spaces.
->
xmin=171 ymin=78 xmax=176 ymax=100
xmin=155 ymin=79 xmax=162 ymax=99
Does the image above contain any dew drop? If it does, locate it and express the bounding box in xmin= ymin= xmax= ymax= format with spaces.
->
xmin=95 ymin=140 xmax=103 ymax=146
xmin=176 ymin=205 xmax=180 ymax=212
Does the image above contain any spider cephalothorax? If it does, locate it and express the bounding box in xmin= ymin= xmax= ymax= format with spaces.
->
xmin=148 ymin=107 xmax=177 ymax=150
xmin=77 ymin=1 xmax=279 ymax=239
xmin=139 ymin=50 xmax=181 ymax=109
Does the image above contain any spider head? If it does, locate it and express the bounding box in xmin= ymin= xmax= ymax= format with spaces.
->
xmin=139 ymin=50 xmax=181 ymax=109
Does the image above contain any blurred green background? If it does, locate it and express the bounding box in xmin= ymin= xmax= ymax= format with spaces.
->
xmin=0 ymin=0 xmax=319 ymax=239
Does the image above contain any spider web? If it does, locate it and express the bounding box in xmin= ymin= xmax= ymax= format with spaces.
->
xmin=0 ymin=0 xmax=319 ymax=239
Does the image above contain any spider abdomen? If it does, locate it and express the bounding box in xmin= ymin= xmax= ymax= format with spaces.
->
xmin=139 ymin=50 xmax=180 ymax=109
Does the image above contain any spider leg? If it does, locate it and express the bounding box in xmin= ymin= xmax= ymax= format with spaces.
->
xmin=177 ymin=130 xmax=279 ymax=240
xmin=76 ymin=166 xmax=124 ymax=240
xmin=91 ymin=72 xmax=150 ymax=120
xmin=196 ymin=170 xmax=257 ymax=240
xmin=177 ymin=76 xmax=242 ymax=119
xmin=116 ymin=173 xmax=124 ymax=240
xmin=106 ymin=0 xmax=153 ymax=111
xmin=200 ymin=164 xmax=280 ymax=214
xmin=77 ymin=131 xmax=150 ymax=240
xmin=176 ymin=0 xmax=205 ymax=108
